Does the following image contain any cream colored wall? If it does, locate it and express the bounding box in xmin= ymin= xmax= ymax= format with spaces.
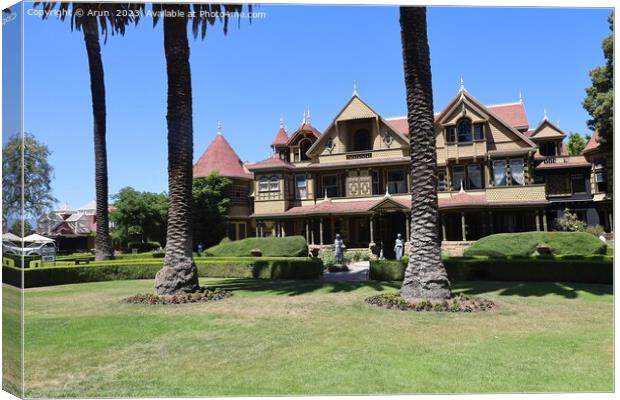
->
xmin=533 ymin=123 xmax=564 ymax=139
xmin=486 ymin=184 xmax=546 ymax=203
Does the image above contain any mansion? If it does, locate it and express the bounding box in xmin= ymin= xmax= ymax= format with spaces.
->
xmin=193 ymin=86 xmax=613 ymax=258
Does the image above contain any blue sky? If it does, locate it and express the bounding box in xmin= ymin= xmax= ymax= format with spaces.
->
xmin=11 ymin=4 xmax=613 ymax=210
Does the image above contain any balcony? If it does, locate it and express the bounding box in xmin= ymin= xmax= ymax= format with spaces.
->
xmin=346 ymin=150 xmax=372 ymax=160
xmin=486 ymin=184 xmax=547 ymax=203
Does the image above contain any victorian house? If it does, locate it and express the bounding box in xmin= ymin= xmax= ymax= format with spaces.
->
xmin=193 ymin=84 xmax=612 ymax=258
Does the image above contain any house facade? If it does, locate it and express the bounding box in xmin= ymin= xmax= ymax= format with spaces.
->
xmin=193 ymin=86 xmax=613 ymax=258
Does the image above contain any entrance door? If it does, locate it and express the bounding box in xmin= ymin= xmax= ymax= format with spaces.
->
xmin=377 ymin=213 xmax=406 ymax=259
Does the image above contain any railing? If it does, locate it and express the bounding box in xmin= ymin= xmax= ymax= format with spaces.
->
xmin=346 ymin=151 xmax=372 ymax=160
xmin=543 ymin=155 xmax=587 ymax=164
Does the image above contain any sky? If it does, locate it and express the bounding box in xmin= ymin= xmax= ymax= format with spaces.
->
xmin=4 ymin=3 xmax=613 ymax=211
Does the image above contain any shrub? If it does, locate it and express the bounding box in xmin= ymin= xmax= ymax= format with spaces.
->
xmin=2 ymin=257 xmax=324 ymax=288
xmin=586 ymin=224 xmax=606 ymax=237
xmin=369 ymin=260 xmax=405 ymax=281
xmin=319 ymin=250 xmax=336 ymax=268
xmin=555 ymin=209 xmax=587 ymax=232
xmin=207 ymin=236 xmax=307 ymax=257
xmin=126 ymin=241 xmax=161 ymax=253
xmin=464 ymin=232 xmax=606 ymax=257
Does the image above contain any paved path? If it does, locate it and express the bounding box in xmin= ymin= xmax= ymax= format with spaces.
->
xmin=322 ymin=261 xmax=370 ymax=282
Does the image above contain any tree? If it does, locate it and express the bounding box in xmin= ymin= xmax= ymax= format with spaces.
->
xmin=555 ymin=209 xmax=586 ymax=232
xmin=11 ymin=220 xmax=33 ymax=237
xmin=36 ymin=2 xmax=144 ymax=260
xmin=583 ymin=11 xmax=613 ymax=148
xmin=192 ymin=173 xmax=232 ymax=248
xmin=2 ymin=132 xmax=56 ymax=228
xmin=567 ymin=132 xmax=587 ymax=155
xmin=399 ymin=7 xmax=451 ymax=300
xmin=152 ymin=3 xmax=250 ymax=295
xmin=110 ymin=187 xmax=168 ymax=247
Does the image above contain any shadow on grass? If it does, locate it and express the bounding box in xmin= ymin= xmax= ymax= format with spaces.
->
xmin=453 ymin=281 xmax=612 ymax=299
xmin=204 ymin=278 xmax=400 ymax=297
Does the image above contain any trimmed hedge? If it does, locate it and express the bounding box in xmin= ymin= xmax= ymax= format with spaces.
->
xmin=207 ymin=236 xmax=308 ymax=257
xmin=2 ymin=257 xmax=324 ymax=288
xmin=370 ymin=256 xmax=613 ymax=284
xmin=464 ymin=232 xmax=606 ymax=257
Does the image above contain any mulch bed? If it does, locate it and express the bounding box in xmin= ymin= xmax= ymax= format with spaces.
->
xmin=123 ymin=287 xmax=232 ymax=305
xmin=365 ymin=292 xmax=496 ymax=312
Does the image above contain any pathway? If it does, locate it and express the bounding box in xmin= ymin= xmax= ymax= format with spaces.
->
xmin=322 ymin=261 xmax=370 ymax=282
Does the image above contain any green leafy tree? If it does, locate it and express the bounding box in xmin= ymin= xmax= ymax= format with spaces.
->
xmin=399 ymin=7 xmax=451 ymax=300
xmin=110 ymin=187 xmax=168 ymax=248
xmin=152 ymin=3 xmax=252 ymax=294
xmin=2 ymin=133 xmax=56 ymax=229
xmin=192 ymin=173 xmax=232 ymax=248
xmin=35 ymin=2 xmax=144 ymax=260
xmin=567 ymin=132 xmax=587 ymax=155
xmin=555 ymin=209 xmax=587 ymax=232
xmin=10 ymin=219 xmax=33 ymax=237
xmin=583 ymin=11 xmax=613 ymax=148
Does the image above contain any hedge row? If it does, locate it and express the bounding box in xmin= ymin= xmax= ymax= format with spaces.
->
xmin=2 ymin=257 xmax=324 ymax=288
xmin=369 ymin=257 xmax=613 ymax=284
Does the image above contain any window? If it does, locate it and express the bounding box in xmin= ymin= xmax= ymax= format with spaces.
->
xmin=446 ymin=126 xmax=456 ymax=143
xmin=259 ymin=177 xmax=269 ymax=192
xmin=268 ymin=176 xmax=279 ymax=191
xmin=452 ymin=166 xmax=465 ymax=190
xmin=387 ymin=170 xmax=407 ymax=194
xmin=372 ymin=171 xmax=380 ymax=195
xmin=509 ymin=159 xmax=525 ymax=185
xmin=322 ymin=175 xmax=338 ymax=198
xmin=493 ymin=160 xmax=507 ymax=186
xmin=540 ymin=141 xmax=557 ymax=157
xmin=352 ymin=129 xmax=371 ymax=151
xmin=571 ymin=174 xmax=586 ymax=194
xmin=438 ymin=171 xmax=447 ymax=191
xmin=457 ymin=119 xmax=472 ymax=143
xmin=594 ymin=160 xmax=607 ymax=192
xmin=473 ymin=123 xmax=484 ymax=141
xmin=299 ymin=139 xmax=312 ymax=161
xmin=295 ymin=175 xmax=307 ymax=199
xmin=467 ymin=164 xmax=482 ymax=189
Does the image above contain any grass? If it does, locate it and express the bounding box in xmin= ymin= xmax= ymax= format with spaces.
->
xmin=464 ymin=232 xmax=607 ymax=257
xmin=207 ymin=235 xmax=308 ymax=257
xmin=5 ymin=278 xmax=612 ymax=397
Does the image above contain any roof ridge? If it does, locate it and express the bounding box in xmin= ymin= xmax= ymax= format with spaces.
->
xmin=486 ymin=101 xmax=522 ymax=108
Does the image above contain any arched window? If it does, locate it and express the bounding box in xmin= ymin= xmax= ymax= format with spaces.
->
xmin=457 ymin=118 xmax=472 ymax=143
xmin=353 ymin=129 xmax=371 ymax=151
xmin=299 ymin=139 xmax=312 ymax=161
xmin=269 ymin=176 xmax=280 ymax=191
xmin=259 ymin=176 xmax=269 ymax=192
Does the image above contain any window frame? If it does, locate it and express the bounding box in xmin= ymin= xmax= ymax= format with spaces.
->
xmin=268 ymin=176 xmax=280 ymax=192
xmin=295 ymin=174 xmax=308 ymax=199
xmin=492 ymin=160 xmax=508 ymax=187
xmin=437 ymin=170 xmax=447 ymax=191
xmin=456 ymin=118 xmax=473 ymax=143
xmin=452 ymin=165 xmax=466 ymax=191
xmin=509 ymin=158 xmax=525 ymax=186
xmin=322 ymin=174 xmax=338 ymax=198
xmin=473 ymin=123 xmax=485 ymax=141
xmin=387 ymin=170 xmax=407 ymax=194
xmin=372 ymin=170 xmax=381 ymax=195
xmin=467 ymin=164 xmax=483 ymax=190
xmin=259 ymin=177 xmax=270 ymax=192
xmin=445 ymin=126 xmax=456 ymax=143
xmin=570 ymin=173 xmax=587 ymax=194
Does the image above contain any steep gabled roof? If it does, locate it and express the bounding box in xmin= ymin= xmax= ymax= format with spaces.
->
xmin=529 ymin=118 xmax=566 ymax=140
xmin=246 ymin=154 xmax=294 ymax=171
xmin=582 ymin=130 xmax=601 ymax=155
xmin=486 ymin=102 xmax=529 ymax=130
xmin=271 ymin=127 xmax=290 ymax=147
xmin=286 ymin=122 xmax=321 ymax=146
xmin=193 ymin=133 xmax=253 ymax=180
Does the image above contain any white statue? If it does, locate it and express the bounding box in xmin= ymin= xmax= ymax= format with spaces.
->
xmin=394 ymin=233 xmax=404 ymax=261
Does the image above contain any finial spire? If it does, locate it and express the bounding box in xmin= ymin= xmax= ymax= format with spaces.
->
xmin=216 ymin=121 xmax=222 ymax=135
xmin=519 ymin=90 xmax=523 ymax=104
xmin=459 ymin=75 xmax=465 ymax=92
xmin=306 ymin=106 xmax=311 ymax=125
xmin=459 ymin=180 xmax=465 ymax=193
xmin=302 ymin=110 xmax=307 ymax=125
xmin=279 ymin=116 xmax=285 ymax=129
xmin=543 ymin=108 xmax=548 ymax=121
xmin=384 ymin=184 xmax=391 ymax=198
xmin=324 ymin=189 xmax=328 ymax=201
xmin=353 ymin=80 xmax=358 ymax=96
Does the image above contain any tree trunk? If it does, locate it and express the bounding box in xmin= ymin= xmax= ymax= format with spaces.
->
xmin=399 ymin=7 xmax=451 ymax=300
xmin=155 ymin=4 xmax=199 ymax=294
xmin=82 ymin=17 xmax=113 ymax=261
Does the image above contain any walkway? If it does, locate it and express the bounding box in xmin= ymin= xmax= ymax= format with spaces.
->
xmin=322 ymin=261 xmax=370 ymax=282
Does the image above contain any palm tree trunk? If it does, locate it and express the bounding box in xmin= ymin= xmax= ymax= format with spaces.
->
xmin=399 ymin=6 xmax=451 ymax=300
xmin=82 ymin=17 xmax=113 ymax=261
xmin=155 ymin=4 xmax=199 ymax=294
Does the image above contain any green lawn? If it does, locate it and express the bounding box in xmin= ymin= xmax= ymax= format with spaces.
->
xmin=4 ymin=278 xmax=613 ymax=397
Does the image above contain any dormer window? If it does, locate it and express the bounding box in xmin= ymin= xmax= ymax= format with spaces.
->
xmin=446 ymin=126 xmax=456 ymax=143
xmin=299 ymin=138 xmax=312 ymax=161
xmin=540 ymin=141 xmax=558 ymax=157
xmin=352 ymin=129 xmax=372 ymax=151
xmin=457 ymin=118 xmax=473 ymax=143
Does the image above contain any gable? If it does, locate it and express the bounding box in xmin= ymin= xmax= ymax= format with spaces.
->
xmin=531 ymin=120 xmax=566 ymax=140
xmin=336 ymin=96 xmax=378 ymax=121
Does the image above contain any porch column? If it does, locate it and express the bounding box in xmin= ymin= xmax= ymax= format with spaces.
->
xmin=330 ymin=216 xmax=335 ymax=238
xmin=255 ymin=221 xmax=260 ymax=237
xmin=271 ymin=223 xmax=276 ymax=237
xmin=281 ymin=222 xmax=286 ymax=237
xmin=310 ymin=221 xmax=315 ymax=245
xmin=369 ymin=215 xmax=374 ymax=243
xmin=441 ymin=214 xmax=447 ymax=241
xmin=608 ymin=211 xmax=613 ymax=233
xmin=461 ymin=212 xmax=467 ymax=241
xmin=319 ymin=218 xmax=324 ymax=245
xmin=543 ymin=212 xmax=548 ymax=231
xmin=405 ymin=213 xmax=410 ymax=241
xmin=535 ymin=211 xmax=541 ymax=231
xmin=305 ymin=220 xmax=310 ymax=242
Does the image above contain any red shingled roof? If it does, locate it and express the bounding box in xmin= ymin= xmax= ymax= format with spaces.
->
xmin=287 ymin=122 xmax=321 ymax=144
xmin=271 ymin=128 xmax=289 ymax=147
xmin=193 ymin=133 xmax=253 ymax=180
xmin=247 ymin=154 xmax=294 ymax=171
xmin=487 ymin=102 xmax=529 ymax=130
xmin=582 ymin=131 xmax=600 ymax=154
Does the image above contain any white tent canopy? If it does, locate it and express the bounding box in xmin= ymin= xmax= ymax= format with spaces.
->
xmin=2 ymin=232 xmax=22 ymax=242
xmin=22 ymin=234 xmax=54 ymax=243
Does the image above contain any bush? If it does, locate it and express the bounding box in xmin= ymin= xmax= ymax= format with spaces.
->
xmin=207 ymin=236 xmax=307 ymax=257
xmin=464 ymin=232 xmax=606 ymax=257
xmin=126 ymin=241 xmax=161 ymax=253
xmin=555 ymin=209 xmax=587 ymax=232
xmin=369 ymin=256 xmax=612 ymax=284
xmin=2 ymin=257 xmax=324 ymax=288
xmin=586 ymin=225 xmax=606 ymax=237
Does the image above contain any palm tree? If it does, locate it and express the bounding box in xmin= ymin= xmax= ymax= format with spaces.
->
xmin=152 ymin=3 xmax=249 ymax=294
xmin=36 ymin=2 xmax=143 ymax=260
xmin=399 ymin=6 xmax=451 ymax=300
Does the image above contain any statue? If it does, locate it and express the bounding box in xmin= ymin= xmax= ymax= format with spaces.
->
xmin=394 ymin=233 xmax=404 ymax=261
xmin=333 ymin=234 xmax=346 ymax=265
